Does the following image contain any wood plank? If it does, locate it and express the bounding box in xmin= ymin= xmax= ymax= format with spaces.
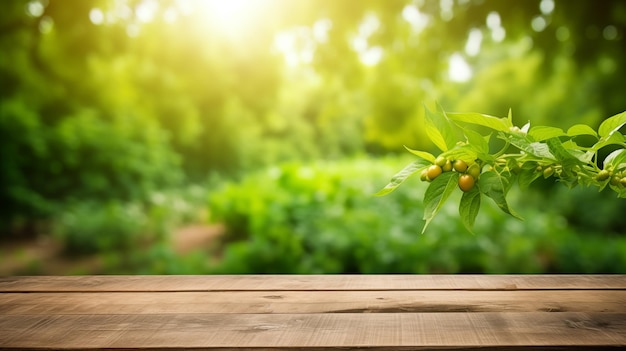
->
xmin=1 ymin=290 xmax=624 ymax=315
xmin=1 ymin=275 xmax=625 ymax=292
xmin=0 ymin=312 xmax=624 ymax=349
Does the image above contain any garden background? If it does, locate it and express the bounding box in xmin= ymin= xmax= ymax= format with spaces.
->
xmin=1 ymin=0 xmax=626 ymax=274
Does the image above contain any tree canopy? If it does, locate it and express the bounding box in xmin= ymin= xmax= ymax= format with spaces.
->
xmin=1 ymin=0 xmax=625 ymax=229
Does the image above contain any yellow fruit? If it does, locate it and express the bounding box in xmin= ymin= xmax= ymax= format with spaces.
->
xmin=435 ymin=156 xmax=447 ymax=167
xmin=453 ymin=160 xmax=468 ymax=173
xmin=426 ymin=165 xmax=443 ymax=180
xmin=458 ymin=174 xmax=475 ymax=192
xmin=467 ymin=164 xmax=481 ymax=179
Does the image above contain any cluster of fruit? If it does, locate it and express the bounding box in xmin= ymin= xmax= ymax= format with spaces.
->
xmin=596 ymin=168 xmax=626 ymax=187
xmin=420 ymin=156 xmax=480 ymax=192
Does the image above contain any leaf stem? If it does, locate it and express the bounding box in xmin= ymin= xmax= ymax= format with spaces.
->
xmin=493 ymin=140 xmax=510 ymax=158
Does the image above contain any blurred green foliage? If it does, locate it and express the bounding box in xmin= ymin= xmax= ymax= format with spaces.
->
xmin=47 ymin=185 xmax=209 ymax=273
xmin=208 ymin=158 xmax=626 ymax=273
xmin=1 ymin=0 xmax=625 ymax=273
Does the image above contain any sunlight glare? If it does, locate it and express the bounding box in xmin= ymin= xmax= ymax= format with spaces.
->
xmin=26 ymin=0 xmax=45 ymax=18
xmin=486 ymin=12 xmax=501 ymax=30
xmin=163 ymin=7 xmax=178 ymax=23
xmin=449 ymin=53 xmax=472 ymax=82
xmin=402 ymin=5 xmax=430 ymax=33
xmin=531 ymin=16 xmax=547 ymax=32
xmin=195 ymin=0 xmax=264 ymax=36
xmin=274 ymin=28 xmax=316 ymax=67
xmin=361 ymin=46 xmax=383 ymax=66
xmin=89 ymin=8 xmax=104 ymax=25
xmin=312 ymin=18 xmax=332 ymax=43
xmin=486 ymin=12 xmax=506 ymax=42
xmin=540 ymin=0 xmax=555 ymax=15
xmin=465 ymin=28 xmax=482 ymax=56
xmin=136 ymin=0 xmax=158 ymax=23
xmin=439 ymin=0 xmax=454 ymax=21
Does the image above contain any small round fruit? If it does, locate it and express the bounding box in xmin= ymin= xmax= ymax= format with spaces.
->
xmin=621 ymin=177 xmax=626 ymax=186
xmin=442 ymin=159 xmax=453 ymax=172
xmin=597 ymin=169 xmax=610 ymax=181
xmin=458 ymin=174 xmax=475 ymax=192
xmin=467 ymin=164 xmax=481 ymax=179
xmin=543 ymin=166 xmax=554 ymax=178
xmin=435 ymin=156 xmax=447 ymax=167
xmin=420 ymin=169 xmax=429 ymax=182
xmin=610 ymin=175 xmax=620 ymax=186
xmin=426 ymin=165 xmax=443 ymax=180
xmin=453 ymin=160 xmax=468 ymax=173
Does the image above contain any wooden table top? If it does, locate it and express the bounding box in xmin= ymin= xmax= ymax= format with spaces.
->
xmin=1 ymin=275 xmax=625 ymax=350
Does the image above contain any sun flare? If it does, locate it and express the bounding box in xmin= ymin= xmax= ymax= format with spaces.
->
xmin=194 ymin=0 xmax=266 ymax=37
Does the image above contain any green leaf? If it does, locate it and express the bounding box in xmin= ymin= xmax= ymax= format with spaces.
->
xmin=506 ymin=133 xmax=556 ymax=160
xmin=561 ymin=139 xmax=592 ymax=151
xmin=581 ymin=151 xmax=595 ymax=164
xmin=598 ymin=111 xmax=626 ymax=138
xmin=463 ymin=128 xmax=490 ymax=154
xmin=518 ymin=162 xmax=542 ymax=189
xmin=442 ymin=144 xmax=478 ymax=164
xmin=528 ymin=126 xmax=566 ymax=141
xmin=422 ymin=171 xmax=459 ymax=233
xmin=375 ymin=160 xmax=430 ymax=196
xmin=528 ymin=142 xmax=556 ymax=159
xmin=479 ymin=171 xmax=522 ymax=219
xmin=567 ymin=148 xmax=594 ymax=163
xmin=446 ymin=112 xmax=512 ymax=132
xmin=546 ymin=137 xmax=580 ymax=162
xmin=567 ymin=124 xmax=598 ymax=137
xmin=403 ymin=146 xmax=436 ymax=163
xmin=459 ymin=186 xmax=481 ymax=233
xmin=560 ymin=140 xmax=594 ymax=162
xmin=591 ymin=131 xmax=625 ymax=152
xmin=424 ymin=105 xmax=456 ymax=152
xmin=604 ymin=149 xmax=626 ymax=170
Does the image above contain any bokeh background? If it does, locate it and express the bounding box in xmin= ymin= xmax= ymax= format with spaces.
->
xmin=1 ymin=0 xmax=626 ymax=274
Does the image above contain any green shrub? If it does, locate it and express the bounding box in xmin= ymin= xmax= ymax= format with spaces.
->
xmin=53 ymin=185 xmax=207 ymax=258
xmin=0 ymin=107 xmax=182 ymax=235
xmin=207 ymin=157 xmax=626 ymax=273
xmin=54 ymin=201 xmax=149 ymax=255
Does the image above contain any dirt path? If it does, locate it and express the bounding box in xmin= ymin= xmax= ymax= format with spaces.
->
xmin=173 ymin=224 xmax=224 ymax=254
xmin=0 ymin=224 xmax=224 ymax=275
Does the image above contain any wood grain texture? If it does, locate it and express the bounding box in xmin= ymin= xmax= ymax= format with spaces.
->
xmin=1 ymin=275 xmax=624 ymax=350
xmin=1 ymin=290 xmax=623 ymax=315
xmin=1 ymin=275 xmax=625 ymax=292
xmin=1 ymin=312 xmax=625 ymax=349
